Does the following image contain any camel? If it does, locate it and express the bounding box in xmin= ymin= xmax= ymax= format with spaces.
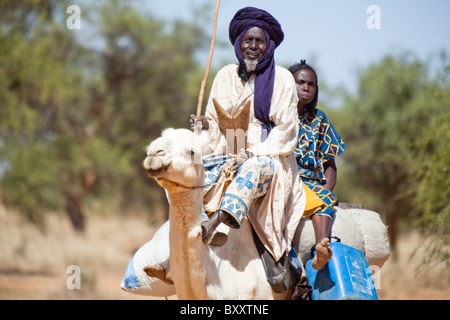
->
xmin=143 ymin=128 xmax=286 ymax=299
xmin=139 ymin=128 xmax=390 ymax=299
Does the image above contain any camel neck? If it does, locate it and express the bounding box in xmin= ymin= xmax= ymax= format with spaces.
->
xmin=167 ymin=188 xmax=209 ymax=299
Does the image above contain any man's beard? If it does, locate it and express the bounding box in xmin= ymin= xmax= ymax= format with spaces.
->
xmin=244 ymin=58 xmax=259 ymax=72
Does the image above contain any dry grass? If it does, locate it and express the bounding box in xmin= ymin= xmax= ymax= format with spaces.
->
xmin=0 ymin=203 xmax=448 ymax=300
xmin=0 ymin=203 xmax=165 ymax=299
xmin=377 ymin=232 xmax=449 ymax=300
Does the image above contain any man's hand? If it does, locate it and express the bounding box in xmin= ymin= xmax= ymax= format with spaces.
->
xmin=190 ymin=114 xmax=209 ymax=131
xmin=231 ymin=149 xmax=253 ymax=171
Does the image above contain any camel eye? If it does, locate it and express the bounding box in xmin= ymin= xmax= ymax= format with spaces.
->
xmin=188 ymin=150 xmax=195 ymax=157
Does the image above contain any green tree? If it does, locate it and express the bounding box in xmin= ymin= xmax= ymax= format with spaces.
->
xmin=84 ymin=0 xmax=212 ymax=221
xmin=0 ymin=0 xmax=212 ymax=230
xmin=410 ymin=56 xmax=450 ymax=267
xmin=0 ymin=0 xmax=92 ymax=228
xmin=335 ymin=53 xmax=450 ymax=260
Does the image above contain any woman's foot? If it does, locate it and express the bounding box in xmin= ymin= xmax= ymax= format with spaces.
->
xmin=312 ymin=238 xmax=333 ymax=270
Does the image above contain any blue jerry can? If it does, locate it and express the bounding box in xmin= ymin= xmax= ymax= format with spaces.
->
xmin=305 ymin=241 xmax=378 ymax=300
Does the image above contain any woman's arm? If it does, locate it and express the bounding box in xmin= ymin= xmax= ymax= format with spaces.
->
xmin=323 ymin=159 xmax=337 ymax=191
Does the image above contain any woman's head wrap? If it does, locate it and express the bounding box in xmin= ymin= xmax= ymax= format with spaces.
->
xmin=229 ymin=7 xmax=284 ymax=136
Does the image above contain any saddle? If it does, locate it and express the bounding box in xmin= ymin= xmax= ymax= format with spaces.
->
xmin=212 ymin=98 xmax=250 ymax=154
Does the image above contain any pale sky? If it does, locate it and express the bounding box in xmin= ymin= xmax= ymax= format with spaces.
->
xmin=135 ymin=0 xmax=450 ymax=96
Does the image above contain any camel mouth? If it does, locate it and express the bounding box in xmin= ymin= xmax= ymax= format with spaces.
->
xmin=145 ymin=167 xmax=168 ymax=178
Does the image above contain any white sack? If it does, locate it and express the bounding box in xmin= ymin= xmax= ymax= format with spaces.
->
xmin=346 ymin=208 xmax=391 ymax=268
xmin=120 ymin=221 xmax=175 ymax=297
xmin=292 ymin=207 xmax=390 ymax=269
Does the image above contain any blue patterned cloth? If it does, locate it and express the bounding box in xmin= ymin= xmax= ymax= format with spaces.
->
xmin=201 ymin=155 xmax=275 ymax=227
xmin=294 ymin=109 xmax=346 ymax=218
xmin=303 ymin=179 xmax=337 ymax=218
xmin=295 ymin=109 xmax=346 ymax=181
xmin=203 ymin=154 xmax=231 ymax=194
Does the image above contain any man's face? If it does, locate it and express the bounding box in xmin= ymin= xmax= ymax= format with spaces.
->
xmin=240 ymin=27 xmax=267 ymax=70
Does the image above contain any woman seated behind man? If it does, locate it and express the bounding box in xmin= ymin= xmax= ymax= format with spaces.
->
xmin=289 ymin=60 xmax=346 ymax=270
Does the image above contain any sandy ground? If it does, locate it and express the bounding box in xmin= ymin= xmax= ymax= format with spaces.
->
xmin=0 ymin=204 xmax=448 ymax=300
xmin=376 ymin=231 xmax=449 ymax=300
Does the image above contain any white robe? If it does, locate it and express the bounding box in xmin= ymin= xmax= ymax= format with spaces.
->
xmin=203 ymin=64 xmax=306 ymax=261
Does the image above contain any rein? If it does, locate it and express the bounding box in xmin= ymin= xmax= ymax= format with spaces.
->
xmin=157 ymin=177 xmax=216 ymax=190
xmin=156 ymin=153 xmax=237 ymax=190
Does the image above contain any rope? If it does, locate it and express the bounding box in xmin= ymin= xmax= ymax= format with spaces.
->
xmin=157 ymin=153 xmax=238 ymax=190
xmin=157 ymin=177 xmax=213 ymax=190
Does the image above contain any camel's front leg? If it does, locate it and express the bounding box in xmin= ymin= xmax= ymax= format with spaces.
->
xmin=144 ymin=263 xmax=173 ymax=285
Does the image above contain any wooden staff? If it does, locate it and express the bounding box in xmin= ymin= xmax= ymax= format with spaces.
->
xmin=194 ymin=0 xmax=220 ymax=133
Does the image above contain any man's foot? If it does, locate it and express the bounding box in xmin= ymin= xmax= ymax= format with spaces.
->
xmin=312 ymin=238 xmax=333 ymax=270
xmin=201 ymin=210 xmax=230 ymax=246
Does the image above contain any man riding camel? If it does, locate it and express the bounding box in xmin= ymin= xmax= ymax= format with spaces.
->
xmin=190 ymin=7 xmax=306 ymax=272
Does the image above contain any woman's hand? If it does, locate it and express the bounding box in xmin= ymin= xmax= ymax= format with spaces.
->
xmin=323 ymin=159 xmax=337 ymax=191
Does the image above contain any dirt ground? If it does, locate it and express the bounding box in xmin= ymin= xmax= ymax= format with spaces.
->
xmin=0 ymin=204 xmax=448 ymax=300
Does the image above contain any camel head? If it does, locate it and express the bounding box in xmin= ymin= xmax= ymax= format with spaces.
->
xmin=143 ymin=128 xmax=207 ymax=189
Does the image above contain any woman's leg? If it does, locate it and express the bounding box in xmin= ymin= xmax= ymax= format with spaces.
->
xmin=303 ymin=179 xmax=337 ymax=270
xmin=311 ymin=214 xmax=333 ymax=270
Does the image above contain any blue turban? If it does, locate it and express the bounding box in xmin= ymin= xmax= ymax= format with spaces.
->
xmin=229 ymin=7 xmax=284 ymax=135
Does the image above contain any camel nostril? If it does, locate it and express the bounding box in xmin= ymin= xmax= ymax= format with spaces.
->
xmin=148 ymin=157 xmax=163 ymax=171
xmin=142 ymin=156 xmax=152 ymax=170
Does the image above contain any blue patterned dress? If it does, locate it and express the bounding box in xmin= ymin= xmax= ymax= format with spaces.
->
xmin=294 ymin=109 xmax=346 ymax=218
